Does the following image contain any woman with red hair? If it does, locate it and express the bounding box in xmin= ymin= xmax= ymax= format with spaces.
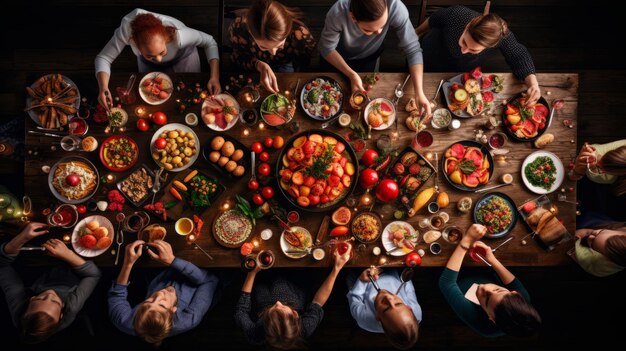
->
xmin=95 ymin=8 xmax=221 ymax=109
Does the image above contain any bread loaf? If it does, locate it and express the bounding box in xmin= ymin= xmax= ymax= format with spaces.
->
xmin=534 ymin=133 xmax=554 ymax=149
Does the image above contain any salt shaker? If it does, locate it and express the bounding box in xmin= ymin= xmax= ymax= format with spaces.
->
xmin=448 ymin=119 xmax=461 ymax=131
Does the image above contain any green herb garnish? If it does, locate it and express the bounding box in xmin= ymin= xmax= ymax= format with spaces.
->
xmin=303 ymin=143 xmax=334 ymax=179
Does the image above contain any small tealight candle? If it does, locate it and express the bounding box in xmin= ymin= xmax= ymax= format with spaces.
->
xmin=244 ymin=92 xmax=252 ymax=103
xmin=425 ymin=152 xmax=433 ymax=160
xmin=359 ymin=193 xmax=373 ymax=206
xmin=284 ymin=90 xmax=290 ymax=96
xmin=379 ymin=257 xmax=387 ymax=265
xmin=243 ymin=129 xmax=250 ymax=136
xmin=200 ymin=92 xmax=208 ymax=99
xmin=258 ymin=122 xmax=265 ymax=130
xmin=186 ymin=234 xmax=196 ymax=243
xmin=253 ymin=240 xmax=259 ymax=248
xmin=134 ymin=106 xmax=147 ymax=118
xmin=106 ymin=174 xmax=115 ymax=183
xmin=63 ymin=234 xmax=71 ymax=242
xmin=222 ymin=202 xmax=230 ymax=210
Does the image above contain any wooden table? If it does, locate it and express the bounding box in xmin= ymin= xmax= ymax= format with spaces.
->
xmin=23 ymin=72 xmax=578 ymax=268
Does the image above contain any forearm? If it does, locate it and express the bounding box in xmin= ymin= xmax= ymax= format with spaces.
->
xmin=445 ymin=244 xmax=468 ymax=272
xmin=312 ymin=267 xmax=340 ymax=307
xmin=409 ymin=63 xmax=426 ymax=97
xmin=524 ymin=74 xmax=538 ymax=89
xmin=97 ymin=71 xmax=110 ymax=91
xmin=415 ymin=19 xmax=430 ymax=37
xmin=62 ymin=251 xmax=86 ymax=268
xmin=323 ymin=51 xmax=357 ymax=77
xmin=491 ymin=260 xmax=515 ymax=285
xmin=116 ymin=264 xmax=133 ymax=285
xmin=3 ymin=234 xmax=30 ymax=255
xmin=209 ymin=59 xmax=220 ymax=81
xmin=241 ymin=271 xmax=257 ymax=293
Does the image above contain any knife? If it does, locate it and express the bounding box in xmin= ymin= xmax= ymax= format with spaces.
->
xmin=474 ymin=183 xmax=513 ymax=193
xmin=315 ymin=215 xmax=330 ymax=245
xmin=20 ymin=246 xmax=46 ymax=251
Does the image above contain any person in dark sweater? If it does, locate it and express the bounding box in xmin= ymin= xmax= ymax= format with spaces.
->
xmin=439 ymin=224 xmax=541 ymax=337
xmin=416 ymin=5 xmax=541 ymax=105
xmin=234 ymin=244 xmax=352 ymax=349
xmin=0 ymin=222 xmax=102 ymax=343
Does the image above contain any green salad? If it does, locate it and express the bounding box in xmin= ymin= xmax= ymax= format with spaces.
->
xmin=261 ymin=93 xmax=291 ymax=114
xmin=524 ymin=156 xmax=556 ymax=191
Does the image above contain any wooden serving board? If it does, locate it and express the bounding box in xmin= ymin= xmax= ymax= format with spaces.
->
xmin=157 ymin=168 xmax=224 ymax=221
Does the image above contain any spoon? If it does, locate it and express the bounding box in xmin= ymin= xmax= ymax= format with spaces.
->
xmin=395 ymin=267 xmax=415 ymax=294
xmin=321 ymin=115 xmax=339 ymax=129
xmin=491 ymin=236 xmax=513 ymax=253
xmin=249 ymin=152 xmax=257 ymax=184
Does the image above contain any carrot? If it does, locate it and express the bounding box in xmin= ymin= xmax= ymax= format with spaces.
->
xmin=169 ymin=187 xmax=183 ymax=201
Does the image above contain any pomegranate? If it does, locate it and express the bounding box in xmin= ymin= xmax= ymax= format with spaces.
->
xmin=65 ymin=173 xmax=81 ymax=187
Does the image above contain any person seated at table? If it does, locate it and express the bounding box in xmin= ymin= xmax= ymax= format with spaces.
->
xmin=318 ymin=0 xmax=432 ymax=117
xmin=347 ymin=268 xmax=421 ymax=349
xmin=574 ymin=222 xmax=626 ymax=277
xmin=108 ymin=240 xmax=218 ymax=346
xmin=95 ymin=8 xmax=221 ymax=109
xmin=228 ymin=0 xmax=316 ymax=93
xmin=234 ymin=244 xmax=352 ymax=349
xmin=439 ymin=224 xmax=541 ymax=337
xmin=570 ymin=140 xmax=626 ymax=221
xmin=0 ymin=222 xmax=101 ymax=343
xmin=415 ymin=5 xmax=541 ymax=105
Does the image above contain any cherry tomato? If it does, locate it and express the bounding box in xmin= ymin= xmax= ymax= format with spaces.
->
xmin=136 ymin=118 xmax=150 ymax=132
xmin=257 ymin=163 xmax=271 ymax=177
xmin=261 ymin=186 xmax=274 ymax=199
xmin=155 ymin=137 xmax=167 ymax=149
xmin=259 ymin=151 xmax=270 ymax=162
xmin=264 ymin=137 xmax=274 ymax=148
xmin=252 ymin=194 xmax=264 ymax=206
xmin=361 ymin=149 xmax=379 ymax=167
xmin=76 ymin=204 xmax=87 ymax=214
xmin=251 ymin=142 xmax=263 ymax=154
xmin=248 ymin=179 xmax=259 ymax=191
xmin=151 ymin=111 xmax=167 ymax=126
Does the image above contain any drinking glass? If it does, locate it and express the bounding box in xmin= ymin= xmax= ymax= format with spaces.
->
xmin=124 ymin=211 xmax=150 ymax=232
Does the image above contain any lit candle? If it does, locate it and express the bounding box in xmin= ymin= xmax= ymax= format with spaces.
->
xmin=284 ymin=90 xmax=290 ymax=96
xmin=6 ymin=207 xmax=13 ymax=214
xmin=134 ymin=106 xmax=146 ymax=118
xmin=186 ymin=234 xmax=196 ymax=243
xmin=258 ymin=122 xmax=265 ymax=130
xmin=243 ymin=129 xmax=250 ymax=136
xmin=200 ymin=92 xmax=208 ymax=99
xmin=253 ymin=240 xmax=259 ymax=248
xmin=391 ymin=131 xmax=399 ymax=140
xmin=244 ymin=92 xmax=252 ymax=103
xmin=222 ymin=202 xmax=230 ymax=211
xmin=63 ymin=234 xmax=71 ymax=242
xmin=379 ymin=257 xmax=387 ymax=265
xmin=359 ymin=192 xmax=373 ymax=206
xmin=106 ymin=174 xmax=115 ymax=183
xmin=425 ymin=152 xmax=433 ymax=160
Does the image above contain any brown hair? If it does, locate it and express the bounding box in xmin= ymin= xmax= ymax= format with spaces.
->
xmin=381 ymin=314 xmax=419 ymax=350
xmin=605 ymin=233 xmax=626 ymax=266
xmin=260 ymin=305 xmax=303 ymax=349
xmin=134 ymin=303 xmax=174 ymax=346
xmin=350 ymin=0 xmax=387 ymax=22
xmin=246 ymin=0 xmax=302 ymax=42
xmin=493 ymin=293 xmax=541 ymax=337
xmin=131 ymin=13 xmax=176 ymax=48
xmin=21 ymin=311 xmax=59 ymax=343
xmin=466 ymin=14 xmax=509 ymax=48
xmin=599 ymin=145 xmax=626 ymax=196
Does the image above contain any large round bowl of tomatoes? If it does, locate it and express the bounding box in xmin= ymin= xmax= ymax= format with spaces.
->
xmin=275 ymin=129 xmax=359 ymax=212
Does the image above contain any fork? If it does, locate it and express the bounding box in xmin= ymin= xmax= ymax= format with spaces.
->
xmin=114 ymin=229 xmax=124 ymax=265
xmin=151 ymin=167 xmax=166 ymax=205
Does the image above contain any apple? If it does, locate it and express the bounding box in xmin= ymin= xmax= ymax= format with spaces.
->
xmin=375 ymin=179 xmax=399 ymax=202
xmin=65 ymin=173 xmax=81 ymax=187
xmin=359 ymin=168 xmax=379 ymax=189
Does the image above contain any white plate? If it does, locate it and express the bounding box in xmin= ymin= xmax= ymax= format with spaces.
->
xmin=381 ymin=221 xmax=419 ymax=257
xmin=363 ymin=98 xmax=396 ymax=130
xmin=150 ymin=123 xmax=200 ymax=172
xmin=71 ymin=215 xmax=114 ymax=258
xmin=138 ymin=72 xmax=173 ymax=105
xmin=521 ymin=150 xmax=565 ymax=194
xmin=201 ymin=94 xmax=240 ymax=131
xmin=279 ymin=226 xmax=312 ymax=259
xmin=26 ymin=74 xmax=81 ymax=126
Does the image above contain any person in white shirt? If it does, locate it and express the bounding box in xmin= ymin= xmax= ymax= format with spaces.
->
xmin=95 ymin=8 xmax=221 ymax=109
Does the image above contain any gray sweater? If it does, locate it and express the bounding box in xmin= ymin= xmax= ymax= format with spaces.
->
xmin=319 ymin=0 xmax=423 ymax=66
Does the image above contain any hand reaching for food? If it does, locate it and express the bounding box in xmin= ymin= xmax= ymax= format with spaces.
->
xmin=147 ymin=240 xmax=175 ymax=266
xmin=98 ymin=88 xmax=112 ymax=111
xmin=19 ymin=222 xmax=49 ymax=241
xmin=256 ymin=61 xmax=278 ymax=93
xmin=124 ymin=240 xmax=144 ymax=266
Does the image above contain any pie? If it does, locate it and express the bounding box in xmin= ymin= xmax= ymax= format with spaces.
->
xmin=214 ymin=210 xmax=252 ymax=247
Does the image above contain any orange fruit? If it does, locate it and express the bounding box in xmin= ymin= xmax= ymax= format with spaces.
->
xmin=273 ymin=136 xmax=284 ymax=149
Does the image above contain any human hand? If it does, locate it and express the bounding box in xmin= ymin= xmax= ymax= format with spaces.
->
xmin=524 ymin=84 xmax=541 ymax=106
xmin=207 ymin=77 xmax=222 ymax=95
xmin=463 ymin=224 xmax=487 ymax=244
xmin=43 ymin=239 xmax=74 ymax=259
xmin=19 ymin=222 xmax=49 ymax=241
xmin=146 ymin=240 xmax=175 ymax=266
xmin=574 ymin=143 xmax=597 ymax=174
xmin=575 ymin=228 xmax=593 ymax=240
xmin=416 ymin=92 xmax=432 ymax=123
xmin=472 ymin=241 xmax=497 ymax=264
xmin=358 ymin=267 xmax=379 ymax=282
xmin=256 ymin=61 xmax=278 ymax=93
xmin=98 ymin=88 xmax=112 ymax=111
xmin=333 ymin=243 xmax=352 ymax=270
xmin=123 ymin=240 xmax=144 ymax=266
xmin=349 ymin=72 xmax=365 ymax=96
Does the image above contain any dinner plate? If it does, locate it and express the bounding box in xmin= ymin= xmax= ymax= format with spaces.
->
xmin=521 ymin=150 xmax=564 ymax=194
xmin=48 ymin=156 xmax=99 ymax=205
xmin=150 ymin=123 xmax=200 ymax=172
xmin=71 ymin=215 xmax=114 ymax=258
xmin=441 ymin=73 xmax=484 ymax=118
xmin=472 ymin=192 xmax=518 ymax=238
xmin=300 ymin=76 xmax=344 ymax=121
xmin=381 ymin=221 xmax=419 ymax=257
xmin=201 ymin=93 xmax=240 ymax=131
xmin=138 ymin=72 xmax=173 ymax=105
xmin=99 ymin=135 xmax=138 ymax=172
xmin=363 ymin=97 xmax=396 ymax=130
xmin=279 ymin=226 xmax=312 ymax=259
xmin=26 ymin=74 xmax=81 ymax=127
xmin=440 ymin=140 xmax=493 ymax=192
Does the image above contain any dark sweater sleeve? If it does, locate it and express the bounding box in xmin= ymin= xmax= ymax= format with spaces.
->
xmin=506 ymin=278 xmax=530 ymax=302
xmin=300 ymin=302 xmax=324 ymax=338
xmin=234 ymin=292 xmax=264 ymax=345
xmin=439 ymin=268 xmax=487 ymax=331
xmin=0 ymin=243 xmax=25 ymax=327
xmin=428 ymin=6 xmax=455 ymax=29
xmin=58 ymin=261 xmax=102 ymax=330
xmin=497 ymin=31 xmax=536 ymax=80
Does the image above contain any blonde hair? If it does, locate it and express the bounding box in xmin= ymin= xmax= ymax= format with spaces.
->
xmin=261 ymin=305 xmax=303 ymax=349
xmin=246 ymin=0 xmax=302 ymax=42
xmin=381 ymin=313 xmax=419 ymax=350
xmin=21 ymin=311 xmax=59 ymax=344
xmin=600 ymin=145 xmax=626 ymax=196
xmin=134 ymin=303 xmax=174 ymax=346
xmin=466 ymin=14 xmax=509 ymax=48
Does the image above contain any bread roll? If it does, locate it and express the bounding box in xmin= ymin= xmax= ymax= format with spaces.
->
xmin=405 ymin=98 xmax=418 ymax=112
xmin=534 ymin=133 xmax=554 ymax=149
xmin=539 ymin=217 xmax=565 ymax=246
xmin=423 ymin=230 xmax=441 ymax=244
xmin=86 ymin=220 xmax=100 ymax=231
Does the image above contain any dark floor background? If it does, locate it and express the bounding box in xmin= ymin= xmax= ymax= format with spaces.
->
xmin=1 ymin=0 xmax=626 ymax=349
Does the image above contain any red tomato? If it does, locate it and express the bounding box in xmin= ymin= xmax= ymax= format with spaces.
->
xmin=257 ymin=163 xmax=271 ymax=176
xmin=375 ymin=179 xmax=399 ymax=202
xmin=361 ymin=149 xmax=379 ymax=167
xmin=76 ymin=204 xmax=87 ymax=214
xmin=263 ymin=137 xmax=274 ymax=148
xmin=151 ymin=112 xmax=167 ymax=125
xmin=252 ymin=194 xmax=264 ymax=205
xmin=248 ymin=179 xmax=259 ymax=190
xmin=136 ymin=118 xmax=150 ymax=132
xmin=251 ymin=142 xmax=263 ymax=154
xmin=359 ymin=168 xmax=379 ymax=189
xmin=155 ymin=137 xmax=167 ymax=149
xmin=261 ymin=186 xmax=274 ymax=199
xmin=259 ymin=151 xmax=270 ymax=162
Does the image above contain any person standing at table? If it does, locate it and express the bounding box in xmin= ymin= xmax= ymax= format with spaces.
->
xmin=234 ymin=244 xmax=352 ymax=349
xmin=228 ymin=0 xmax=316 ymax=93
xmin=318 ymin=0 xmax=432 ymax=117
xmin=0 ymin=222 xmax=101 ymax=343
xmin=347 ymin=268 xmax=421 ymax=349
xmin=95 ymin=8 xmax=221 ymax=109
xmin=415 ymin=5 xmax=541 ymax=105
xmin=439 ymin=224 xmax=541 ymax=337
xmin=108 ymin=240 xmax=218 ymax=346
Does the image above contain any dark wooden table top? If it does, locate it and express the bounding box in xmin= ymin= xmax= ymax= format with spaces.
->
xmin=22 ymin=72 xmax=578 ymax=268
